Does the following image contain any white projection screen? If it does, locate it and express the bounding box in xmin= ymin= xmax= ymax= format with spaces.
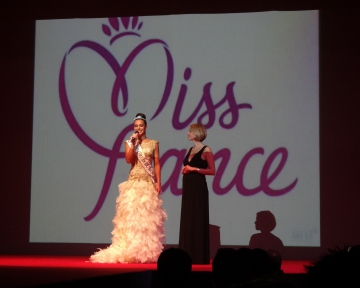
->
xmin=30 ymin=11 xmax=319 ymax=247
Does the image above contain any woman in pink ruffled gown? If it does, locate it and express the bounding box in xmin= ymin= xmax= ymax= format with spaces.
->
xmin=90 ymin=113 xmax=167 ymax=263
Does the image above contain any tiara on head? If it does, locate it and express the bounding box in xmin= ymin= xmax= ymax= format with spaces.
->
xmin=134 ymin=115 xmax=146 ymax=122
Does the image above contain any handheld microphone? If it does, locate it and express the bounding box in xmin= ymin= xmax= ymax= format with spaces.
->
xmin=131 ymin=131 xmax=139 ymax=141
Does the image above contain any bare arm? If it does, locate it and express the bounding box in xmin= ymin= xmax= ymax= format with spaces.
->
xmin=154 ymin=142 xmax=161 ymax=193
xmin=125 ymin=141 xmax=135 ymax=164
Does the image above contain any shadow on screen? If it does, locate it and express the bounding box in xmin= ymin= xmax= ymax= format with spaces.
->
xmin=249 ymin=210 xmax=284 ymax=255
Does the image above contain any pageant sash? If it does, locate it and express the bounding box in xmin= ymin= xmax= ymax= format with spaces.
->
xmin=126 ymin=140 xmax=156 ymax=183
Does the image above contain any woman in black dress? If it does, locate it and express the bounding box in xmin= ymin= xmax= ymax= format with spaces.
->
xmin=179 ymin=123 xmax=216 ymax=264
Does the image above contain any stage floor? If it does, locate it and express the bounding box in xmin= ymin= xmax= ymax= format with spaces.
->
xmin=0 ymin=255 xmax=311 ymax=287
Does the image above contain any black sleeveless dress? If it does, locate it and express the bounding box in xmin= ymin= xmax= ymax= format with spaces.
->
xmin=179 ymin=146 xmax=210 ymax=264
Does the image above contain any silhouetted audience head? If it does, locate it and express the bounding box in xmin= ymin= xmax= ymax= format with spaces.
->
xmin=157 ymin=248 xmax=192 ymax=288
xmin=248 ymin=248 xmax=271 ymax=279
xmin=255 ymin=211 xmax=276 ymax=232
xmin=237 ymin=247 xmax=253 ymax=273
xmin=237 ymin=249 xmax=294 ymax=288
xmin=237 ymin=247 xmax=253 ymax=260
xmin=305 ymin=245 xmax=360 ymax=288
xmin=213 ymin=248 xmax=251 ymax=288
xmin=266 ymin=249 xmax=283 ymax=275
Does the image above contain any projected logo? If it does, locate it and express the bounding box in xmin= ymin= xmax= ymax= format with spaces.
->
xmin=59 ymin=17 xmax=298 ymax=221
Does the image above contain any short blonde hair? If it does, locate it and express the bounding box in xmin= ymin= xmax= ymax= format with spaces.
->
xmin=190 ymin=123 xmax=207 ymax=142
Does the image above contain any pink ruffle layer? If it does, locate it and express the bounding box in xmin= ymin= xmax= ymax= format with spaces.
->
xmin=90 ymin=179 xmax=167 ymax=263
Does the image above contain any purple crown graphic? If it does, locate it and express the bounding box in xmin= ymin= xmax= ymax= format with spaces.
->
xmin=102 ymin=17 xmax=143 ymax=44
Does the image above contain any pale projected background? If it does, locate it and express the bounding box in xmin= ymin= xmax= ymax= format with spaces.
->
xmin=30 ymin=12 xmax=319 ymax=246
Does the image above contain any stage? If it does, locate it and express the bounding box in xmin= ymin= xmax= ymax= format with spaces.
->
xmin=0 ymin=255 xmax=310 ymax=287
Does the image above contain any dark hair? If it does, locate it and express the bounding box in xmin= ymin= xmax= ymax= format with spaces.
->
xmin=134 ymin=113 xmax=147 ymax=126
xmin=257 ymin=210 xmax=276 ymax=232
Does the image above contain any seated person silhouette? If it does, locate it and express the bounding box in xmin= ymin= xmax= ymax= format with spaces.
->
xmin=249 ymin=211 xmax=284 ymax=254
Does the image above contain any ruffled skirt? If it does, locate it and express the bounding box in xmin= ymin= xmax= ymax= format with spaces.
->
xmin=90 ymin=179 xmax=167 ymax=263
